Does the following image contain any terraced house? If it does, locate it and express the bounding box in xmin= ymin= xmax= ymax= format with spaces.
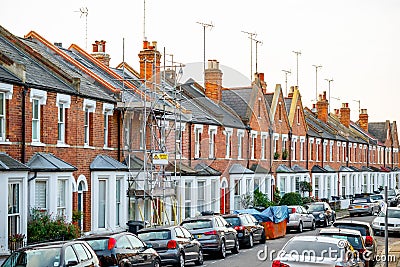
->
xmin=0 ymin=24 xmax=399 ymax=255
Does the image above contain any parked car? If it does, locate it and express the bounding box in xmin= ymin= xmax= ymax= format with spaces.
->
xmin=384 ymin=189 xmax=399 ymax=207
xmin=372 ymin=207 xmax=400 ymax=236
xmin=286 ymin=205 xmax=316 ymax=232
xmin=79 ymin=231 xmax=161 ymax=267
xmin=222 ymin=213 xmax=266 ymax=247
xmin=180 ymin=214 xmax=239 ymax=258
xmin=271 ymin=235 xmax=365 ymax=267
xmin=333 ymin=220 xmax=377 ymax=264
xmin=306 ymin=201 xmax=336 ymax=227
xmin=370 ymin=194 xmax=384 ymax=208
xmin=137 ymin=225 xmax=204 ymax=267
xmin=319 ymin=228 xmax=372 ymax=266
xmin=348 ymin=197 xmax=379 ymax=216
xmin=1 ymin=240 xmax=100 ymax=267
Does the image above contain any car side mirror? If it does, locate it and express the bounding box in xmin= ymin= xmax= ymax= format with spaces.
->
xmin=145 ymin=243 xmax=153 ymax=249
xmin=66 ymin=260 xmax=79 ymax=266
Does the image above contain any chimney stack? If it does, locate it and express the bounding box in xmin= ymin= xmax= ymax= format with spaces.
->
xmin=138 ymin=40 xmax=161 ymax=83
xmin=359 ymin=108 xmax=369 ymax=132
xmin=340 ymin=103 xmax=351 ymax=128
xmin=204 ymin=60 xmax=223 ymax=101
xmin=91 ymin=40 xmax=110 ymax=67
xmin=287 ymin=86 xmax=295 ymax=98
xmin=257 ymin=73 xmax=268 ymax=94
xmin=316 ymin=91 xmax=329 ymax=122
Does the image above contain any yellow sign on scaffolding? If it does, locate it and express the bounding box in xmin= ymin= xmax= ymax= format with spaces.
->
xmin=152 ymin=153 xmax=168 ymax=165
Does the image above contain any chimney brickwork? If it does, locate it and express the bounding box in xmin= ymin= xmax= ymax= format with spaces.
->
xmin=138 ymin=40 xmax=161 ymax=82
xmin=316 ymin=91 xmax=329 ymax=122
xmin=340 ymin=103 xmax=351 ymax=128
xmin=359 ymin=109 xmax=369 ymax=132
xmin=91 ymin=40 xmax=110 ymax=67
xmin=205 ymin=60 xmax=223 ymax=101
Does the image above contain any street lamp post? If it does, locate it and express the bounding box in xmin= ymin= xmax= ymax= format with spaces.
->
xmin=312 ymin=65 xmax=322 ymax=102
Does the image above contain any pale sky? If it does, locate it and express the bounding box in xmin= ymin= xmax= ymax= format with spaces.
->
xmin=2 ymin=0 xmax=400 ymax=125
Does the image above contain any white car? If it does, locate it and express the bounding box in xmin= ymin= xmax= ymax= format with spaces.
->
xmin=372 ymin=207 xmax=400 ymax=235
xmin=272 ymin=235 xmax=365 ymax=267
xmin=287 ymin=205 xmax=316 ymax=233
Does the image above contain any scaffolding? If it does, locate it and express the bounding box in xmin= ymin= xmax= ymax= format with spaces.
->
xmin=118 ymin=47 xmax=185 ymax=226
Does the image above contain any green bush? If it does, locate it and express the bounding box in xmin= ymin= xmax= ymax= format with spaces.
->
xmin=27 ymin=208 xmax=80 ymax=244
xmin=273 ymin=188 xmax=282 ymax=204
xmin=253 ymin=189 xmax=275 ymax=208
xmin=280 ymin=192 xmax=303 ymax=206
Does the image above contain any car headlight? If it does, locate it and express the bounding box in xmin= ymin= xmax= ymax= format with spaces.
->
xmin=372 ymin=221 xmax=379 ymax=226
xmin=319 ymin=213 xmax=324 ymax=218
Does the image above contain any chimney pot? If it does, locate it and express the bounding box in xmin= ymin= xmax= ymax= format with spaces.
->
xmin=259 ymin=73 xmax=264 ymax=81
xmin=143 ymin=40 xmax=149 ymax=49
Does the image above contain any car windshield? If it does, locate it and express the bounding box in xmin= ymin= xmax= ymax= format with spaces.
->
xmin=308 ymin=204 xmax=324 ymax=212
xmin=138 ymin=230 xmax=171 ymax=241
xmin=388 ymin=190 xmax=396 ymax=196
xmin=379 ymin=209 xmax=400 ymax=218
xmin=371 ymin=195 xmax=383 ymax=200
xmin=2 ymin=248 xmax=61 ymax=267
xmin=181 ymin=220 xmax=212 ymax=230
xmin=333 ymin=223 xmax=367 ymax=236
xmin=319 ymin=234 xmax=363 ymax=250
xmin=283 ymin=240 xmax=345 ymax=259
xmin=224 ymin=217 xmax=241 ymax=226
xmin=353 ymin=198 xmax=369 ymax=204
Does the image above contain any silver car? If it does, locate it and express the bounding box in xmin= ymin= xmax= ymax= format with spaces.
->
xmin=372 ymin=207 xmax=400 ymax=235
xmin=272 ymin=235 xmax=364 ymax=267
xmin=348 ymin=197 xmax=379 ymax=216
xmin=287 ymin=205 xmax=316 ymax=232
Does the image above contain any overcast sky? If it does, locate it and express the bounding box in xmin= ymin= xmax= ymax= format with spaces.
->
xmin=2 ymin=0 xmax=400 ymax=124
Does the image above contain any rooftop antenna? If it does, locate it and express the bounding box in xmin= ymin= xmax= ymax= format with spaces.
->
xmin=325 ymin=78 xmax=334 ymax=113
xmin=250 ymin=37 xmax=263 ymax=74
xmin=282 ymin=69 xmax=291 ymax=96
xmin=75 ymin=7 xmax=89 ymax=50
xmin=143 ymin=0 xmax=146 ymax=40
xmin=292 ymin=50 xmax=302 ymax=87
xmin=353 ymin=99 xmax=361 ymax=114
xmin=312 ymin=64 xmax=322 ymax=102
xmin=242 ymin=30 xmax=257 ymax=81
xmin=196 ymin=21 xmax=214 ymax=87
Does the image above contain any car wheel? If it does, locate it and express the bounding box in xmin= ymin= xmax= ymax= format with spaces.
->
xmin=260 ymin=230 xmax=266 ymax=244
xmin=195 ymin=249 xmax=204 ymax=266
xmin=232 ymin=237 xmax=240 ymax=254
xmin=152 ymin=258 xmax=161 ymax=267
xmin=219 ymin=240 xmax=226 ymax=259
xmin=298 ymin=222 xmax=303 ymax=233
xmin=173 ymin=253 xmax=185 ymax=267
xmin=311 ymin=220 xmax=316 ymax=230
xmin=248 ymin=234 xmax=254 ymax=248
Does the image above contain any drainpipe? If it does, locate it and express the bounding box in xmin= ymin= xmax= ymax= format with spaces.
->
xmin=21 ymin=86 xmax=27 ymax=163
xmin=246 ymin=124 xmax=251 ymax=169
xmin=188 ymin=122 xmax=192 ymax=167
xmin=117 ymin=109 xmax=122 ymax=162
xmin=288 ymin=130 xmax=292 ymax=168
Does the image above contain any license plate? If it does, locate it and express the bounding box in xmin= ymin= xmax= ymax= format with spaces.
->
xmin=197 ymin=234 xmax=202 ymax=238
xmin=355 ymin=205 xmax=362 ymax=208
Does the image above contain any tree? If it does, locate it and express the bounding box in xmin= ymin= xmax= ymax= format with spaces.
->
xmin=299 ymin=181 xmax=312 ymax=197
xmin=280 ymin=192 xmax=303 ymax=206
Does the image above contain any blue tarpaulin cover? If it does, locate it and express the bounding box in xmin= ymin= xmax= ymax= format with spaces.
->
xmin=233 ymin=206 xmax=289 ymax=223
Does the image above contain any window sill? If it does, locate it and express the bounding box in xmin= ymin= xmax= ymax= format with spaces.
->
xmin=103 ymin=146 xmax=113 ymax=150
xmin=31 ymin=141 xmax=45 ymax=147
xmin=0 ymin=140 xmax=11 ymax=145
xmin=57 ymin=142 xmax=70 ymax=148
xmin=84 ymin=144 xmax=95 ymax=149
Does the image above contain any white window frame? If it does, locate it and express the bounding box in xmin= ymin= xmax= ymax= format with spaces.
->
xmin=261 ymin=132 xmax=268 ymax=160
xmin=329 ymin=140 xmax=334 ymax=162
xmin=197 ymin=180 xmax=206 ymax=212
xmin=208 ymin=126 xmax=217 ymax=159
xmin=35 ymin=179 xmax=48 ymax=211
xmin=237 ymin=129 xmax=244 ymax=159
xmin=116 ymin=177 xmax=122 ymax=226
xmin=83 ymin=99 xmax=96 ymax=147
xmin=323 ymin=140 xmax=328 ymax=162
xmin=315 ymin=139 xmax=321 ymax=162
xmin=337 ymin=141 xmax=341 ymax=162
xmin=0 ymin=83 xmax=13 ymax=143
xmin=56 ymin=94 xmax=71 ymax=146
xmin=194 ymin=125 xmax=203 ymax=159
xmin=57 ymin=179 xmax=67 ymax=217
xmin=224 ymin=127 xmax=233 ymax=159
xmin=309 ymin=138 xmax=314 ymax=161
xmin=251 ymin=130 xmax=258 ymax=160
xmin=30 ymin=89 xmax=47 ymax=144
xmin=8 ymin=182 xmax=21 ymax=237
xmin=292 ymin=136 xmax=298 ymax=161
xmin=103 ymin=103 xmax=114 ymax=148
xmin=98 ymin=179 xmax=107 ymax=229
xmin=300 ymin=138 xmax=305 ymax=161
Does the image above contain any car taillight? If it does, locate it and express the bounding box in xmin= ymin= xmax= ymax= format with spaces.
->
xmin=167 ymin=240 xmax=177 ymax=249
xmin=272 ymin=260 xmax=290 ymax=267
xmin=291 ymin=208 xmax=296 ymax=213
xmin=204 ymin=230 xmax=217 ymax=235
xmin=365 ymin=236 xmax=373 ymax=246
xmin=234 ymin=226 xmax=245 ymax=231
xmin=363 ymin=205 xmax=369 ymax=208
xmin=108 ymin=238 xmax=116 ymax=250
